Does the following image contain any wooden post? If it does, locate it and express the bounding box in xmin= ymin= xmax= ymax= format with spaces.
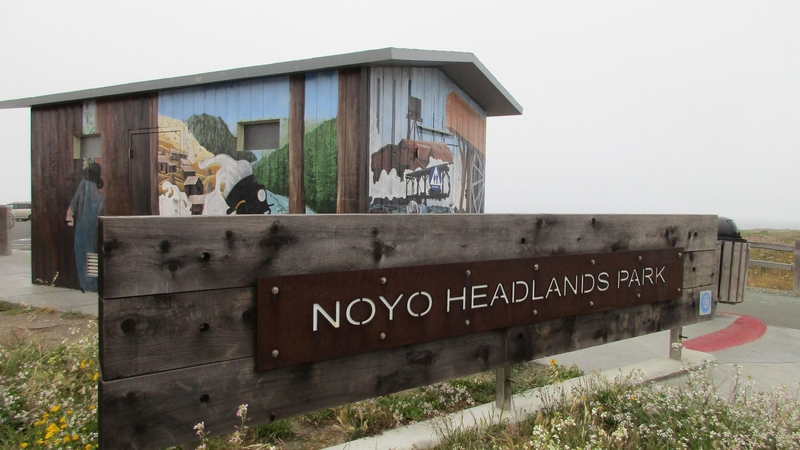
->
xmin=669 ymin=327 xmax=682 ymax=360
xmin=0 ymin=205 xmax=11 ymax=256
xmin=495 ymin=365 xmax=511 ymax=410
xmin=794 ymin=239 xmax=799 ymax=295
xmin=289 ymin=74 xmax=306 ymax=214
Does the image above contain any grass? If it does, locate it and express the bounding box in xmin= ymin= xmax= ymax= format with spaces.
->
xmin=0 ymin=323 xmax=98 ymax=449
xmin=0 ymin=301 xmax=27 ymax=315
xmin=741 ymin=229 xmax=799 ymax=291
xmin=434 ymin=362 xmax=800 ymax=449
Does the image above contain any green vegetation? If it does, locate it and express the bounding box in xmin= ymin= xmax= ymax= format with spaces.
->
xmin=253 ymin=118 xmax=338 ymax=213
xmin=434 ymin=362 xmax=800 ymax=449
xmin=0 ymin=324 xmax=98 ymax=449
xmin=186 ymin=113 xmax=256 ymax=163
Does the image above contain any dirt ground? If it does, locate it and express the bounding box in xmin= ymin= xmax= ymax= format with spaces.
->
xmin=0 ymin=301 xmax=96 ymax=349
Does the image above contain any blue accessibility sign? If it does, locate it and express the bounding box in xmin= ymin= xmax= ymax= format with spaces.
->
xmin=699 ymin=290 xmax=712 ymax=316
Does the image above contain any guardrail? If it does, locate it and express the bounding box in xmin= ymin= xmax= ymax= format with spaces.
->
xmin=748 ymin=239 xmax=799 ymax=294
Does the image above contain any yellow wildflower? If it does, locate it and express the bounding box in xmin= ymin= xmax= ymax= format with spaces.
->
xmin=550 ymin=359 xmax=557 ymax=365
xmin=72 ymin=434 xmax=79 ymax=441
xmin=85 ymin=444 xmax=92 ymax=450
xmin=50 ymin=405 xmax=61 ymax=413
xmin=59 ymin=417 xmax=67 ymax=424
xmin=45 ymin=422 xmax=59 ymax=439
xmin=93 ymin=372 xmax=99 ymax=381
xmin=20 ymin=444 xmax=28 ymax=449
xmin=80 ymin=360 xmax=86 ymax=369
xmin=67 ymin=410 xmax=73 ymax=415
xmin=63 ymin=436 xmax=71 ymax=443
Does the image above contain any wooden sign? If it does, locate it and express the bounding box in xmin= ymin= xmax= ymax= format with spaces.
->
xmin=257 ymin=248 xmax=683 ymax=370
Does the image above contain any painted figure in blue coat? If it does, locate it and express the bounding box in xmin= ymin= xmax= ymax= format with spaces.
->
xmin=66 ymin=162 xmax=104 ymax=293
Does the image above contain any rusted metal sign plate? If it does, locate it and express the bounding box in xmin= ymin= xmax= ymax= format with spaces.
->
xmin=257 ymin=248 xmax=684 ymax=371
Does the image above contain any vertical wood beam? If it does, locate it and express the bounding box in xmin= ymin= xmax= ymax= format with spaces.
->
xmin=289 ymin=75 xmax=306 ymax=214
xmin=794 ymin=239 xmax=799 ymax=295
xmin=336 ymin=68 xmax=366 ymax=213
xmin=495 ymin=364 xmax=512 ymax=410
xmin=669 ymin=327 xmax=682 ymax=360
xmin=0 ymin=206 xmax=10 ymax=256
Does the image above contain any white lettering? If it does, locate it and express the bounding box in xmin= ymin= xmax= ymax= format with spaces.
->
xmin=598 ymin=272 xmax=610 ymax=292
xmin=618 ymin=270 xmax=629 ymax=289
xmin=656 ymin=266 xmax=666 ymax=283
xmin=379 ymin=294 xmax=404 ymax=321
xmin=447 ymin=288 xmax=466 ymax=312
xmin=564 ymin=276 xmax=579 ymax=295
xmin=313 ymin=301 xmax=340 ymax=331
xmin=407 ymin=291 xmax=433 ymax=317
xmin=490 ymin=283 xmax=509 ymax=306
xmin=582 ymin=274 xmax=595 ymax=294
xmin=471 ymin=285 xmax=489 ymax=308
xmin=546 ymin=278 xmax=561 ymax=298
xmin=532 ymin=280 xmax=544 ymax=300
xmin=644 ymin=267 xmax=654 ymax=284
xmin=512 ymin=280 xmax=529 ymax=303
xmin=346 ymin=298 xmax=376 ymax=326
xmin=628 ymin=269 xmax=641 ymax=287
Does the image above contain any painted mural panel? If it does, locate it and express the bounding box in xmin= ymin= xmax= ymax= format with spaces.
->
xmin=66 ymin=101 xmax=104 ymax=292
xmin=157 ymin=75 xmax=339 ymax=216
xmin=368 ymin=67 xmax=487 ymax=214
xmin=303 ymin=71 xmax=338 ymax=213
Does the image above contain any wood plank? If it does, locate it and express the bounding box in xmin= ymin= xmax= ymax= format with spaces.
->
xmin=729 ymin=242 xmax=742 ymax=303
xmin=336 ymin=68 xmax=362 ymax=214
xmin=358 ymin=67 xmax=370 ymax=213
xmin=795 ymin=240 xmax=800 ymax=294
xmin=99 ymin=285 xmax=712 ymax=450
xmin=100 ymin=248 xmax=715 ymax=380
xmin=31 ymin=104 xmax=83 ymax=289
xmin=748 ymin=242 xmax=794 ymax=252
xmin=735 ymin=242 xmax=749 ymax=303
xmin=718 ymin=241 xmax=733 ymax=302
xmin=289 ymin=74 xmax=306 ymax=214
xmin=98 ymin=214 xmax=718 ymax=299
xmin=749 ymin=260 xmax=793 ymax=271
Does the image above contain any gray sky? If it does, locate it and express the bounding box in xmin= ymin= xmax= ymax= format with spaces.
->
xmin=1 ymin=0 xmax=798 ymax=229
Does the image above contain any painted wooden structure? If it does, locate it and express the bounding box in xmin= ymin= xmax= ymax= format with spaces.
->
xmin=97 ymin=213 xmax=717 ymax=449
xmin=0 ymin=48 xmax=522 ymax=291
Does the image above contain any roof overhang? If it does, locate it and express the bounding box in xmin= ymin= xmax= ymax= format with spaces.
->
xmin=0 ymin=48 xmax=522 ymax=116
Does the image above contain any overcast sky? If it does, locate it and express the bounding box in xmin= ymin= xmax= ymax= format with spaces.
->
xmin=1 ymin=0 xmax=798 ymax=229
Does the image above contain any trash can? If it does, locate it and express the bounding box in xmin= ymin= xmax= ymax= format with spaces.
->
xmin=717 ymin=216 xmax=749 ymax=303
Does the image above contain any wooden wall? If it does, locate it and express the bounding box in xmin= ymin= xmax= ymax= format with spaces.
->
xmin=98 ymin=214 xmax=717 ymax=449
xmin=337 ymin=67 xmax=369 ymax=213
xmin=30 ymin=94 xmax=157 ymax=290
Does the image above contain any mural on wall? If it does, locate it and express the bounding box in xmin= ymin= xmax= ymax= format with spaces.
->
xmin=157 ymin=73 xmax=339 ymax=216
xmin=368 ymin=68 xmax=487 ymax=214
xmin=67 ymin=101 xmax=103 ymax=293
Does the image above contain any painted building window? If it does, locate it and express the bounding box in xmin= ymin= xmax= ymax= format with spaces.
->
xmin=73 ymin=135 xmax=101 ymax=159
xmin=238 ymin=121 xmax=280 ymax=152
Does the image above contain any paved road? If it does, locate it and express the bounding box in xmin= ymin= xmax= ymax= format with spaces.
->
xmin=9 ymin=218 xmax=31 ymax=250
xmin=718 ymin=288 xmax=800 ymax=330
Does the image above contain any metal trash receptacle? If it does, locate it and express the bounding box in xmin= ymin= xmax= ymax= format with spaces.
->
xmin=717 ymin=216 xmax=748 ymax=303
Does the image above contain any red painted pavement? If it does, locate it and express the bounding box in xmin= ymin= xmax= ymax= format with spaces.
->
xmin=683 ymin=314 xmax=767 ymax=352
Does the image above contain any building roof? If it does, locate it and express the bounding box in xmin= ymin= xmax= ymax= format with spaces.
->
xmin=0 ymin=48 xmax=522 ymax=116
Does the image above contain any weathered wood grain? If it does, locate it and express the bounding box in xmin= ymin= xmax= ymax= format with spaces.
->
xmin=99 ymin=285 xmax=713 ymax=450
xmin=289 ymin=74 xmax=306 ymax=214
xmin=336 ymin=68 xmax=364 ymax=213
xmin=98 ymin=214 xmax=717 ymax=299
xmin=31 ymin=104 xmax=83 ymax=289
xmin=99 ymin=249 xmax=716 ymax=380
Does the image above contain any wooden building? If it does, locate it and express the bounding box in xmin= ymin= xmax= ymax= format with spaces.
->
xmin=0 ymin=48 xmax=522 ymax=291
